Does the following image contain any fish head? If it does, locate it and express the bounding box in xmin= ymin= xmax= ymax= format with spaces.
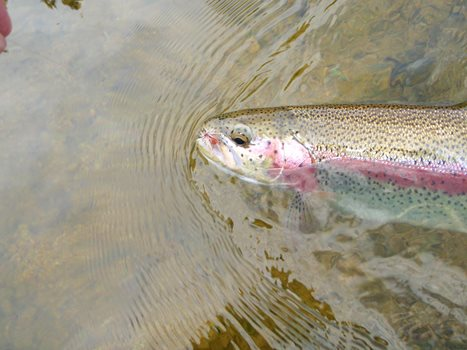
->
xmin=197 ymin=116 xmax=275 ymax=183
xmin=196 ymin=109 xmax=313 ymax=184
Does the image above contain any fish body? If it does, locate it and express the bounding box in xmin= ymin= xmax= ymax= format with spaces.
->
xmin=197 ymin=104 xmax=467 ymax=232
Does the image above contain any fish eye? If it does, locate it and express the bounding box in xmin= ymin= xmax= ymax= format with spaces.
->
xmin=232 ymin=135 xmax=247 ymax=145
xmin=230 ymin=124 xmax=253 ymax=147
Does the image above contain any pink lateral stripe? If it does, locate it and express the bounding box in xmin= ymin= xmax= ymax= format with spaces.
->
xmin=332 ymin=158 xmax=467 ymax=196
xmin=270 ymin=158 xmax=467 ymax=195
xmin=266 ymin=138 xmax=466 ymax=195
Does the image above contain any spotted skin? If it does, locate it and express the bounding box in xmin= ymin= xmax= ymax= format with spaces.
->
xmin=315 ymin=161 xmax=466 ymax=231
xmin=197 ymin=104 xmax=467 ymax=231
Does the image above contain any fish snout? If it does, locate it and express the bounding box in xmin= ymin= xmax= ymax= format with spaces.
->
xmin=200 ymin=130 xmax=221 ymax=146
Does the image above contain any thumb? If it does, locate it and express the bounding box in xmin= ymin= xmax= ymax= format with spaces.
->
xmin=0 ymin=1 xmax=12 ymax=38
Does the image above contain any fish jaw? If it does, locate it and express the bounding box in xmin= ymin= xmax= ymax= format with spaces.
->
xmin=197 ymin=128 xmax=319 ymax=186
xmin=197 ymin=128 xmax=322 ymax=189
xmin=197 ymin=131 xmax=244 ymax=170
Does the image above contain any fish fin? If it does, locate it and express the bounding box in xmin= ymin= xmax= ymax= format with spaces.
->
xmin=285 ymin=191 xmax=332 ymax=233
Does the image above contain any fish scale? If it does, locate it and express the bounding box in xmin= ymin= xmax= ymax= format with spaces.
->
xmin=314 ymin=161 xmax=467 ymax=232
xmin=197 ymin=104 xmax=467 ymax=232
xmin=220 ymin=105 xmax=466 ymax=170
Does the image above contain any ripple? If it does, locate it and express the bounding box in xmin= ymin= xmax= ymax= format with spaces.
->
xmin=1 ymin=0 xmax=465 ymax=349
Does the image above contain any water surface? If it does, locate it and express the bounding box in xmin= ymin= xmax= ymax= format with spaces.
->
xmin=0 ymin=0 xmax=466 ymax=349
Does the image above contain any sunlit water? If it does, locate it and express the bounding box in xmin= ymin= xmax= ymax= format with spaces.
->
xmin=0 ymin=1 xmax=466 ymax=349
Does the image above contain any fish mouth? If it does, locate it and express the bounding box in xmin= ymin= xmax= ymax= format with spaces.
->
xmin=196 ymin=131 xmax=286 ymax=187
xmin=197 ymin=130 xmax=244 ymax=169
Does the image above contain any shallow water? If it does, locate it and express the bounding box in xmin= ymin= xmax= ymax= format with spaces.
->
xmin=0 ymin=0 xmax=466 ymax=349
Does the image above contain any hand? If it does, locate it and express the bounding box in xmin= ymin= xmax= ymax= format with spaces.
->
xmin=0 ymin=1 xmax=12 ymax=53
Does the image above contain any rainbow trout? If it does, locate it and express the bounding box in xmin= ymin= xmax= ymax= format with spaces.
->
xmin=197 ymin=104 xmax=467 ymax=232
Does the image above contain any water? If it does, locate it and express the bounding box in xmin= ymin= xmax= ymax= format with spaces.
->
xmin=0 ymin=0 xmax=465 ymax=349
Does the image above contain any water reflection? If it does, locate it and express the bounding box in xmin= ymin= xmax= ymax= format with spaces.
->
xmin=0 ymin=0 xmax=465 ymax=349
